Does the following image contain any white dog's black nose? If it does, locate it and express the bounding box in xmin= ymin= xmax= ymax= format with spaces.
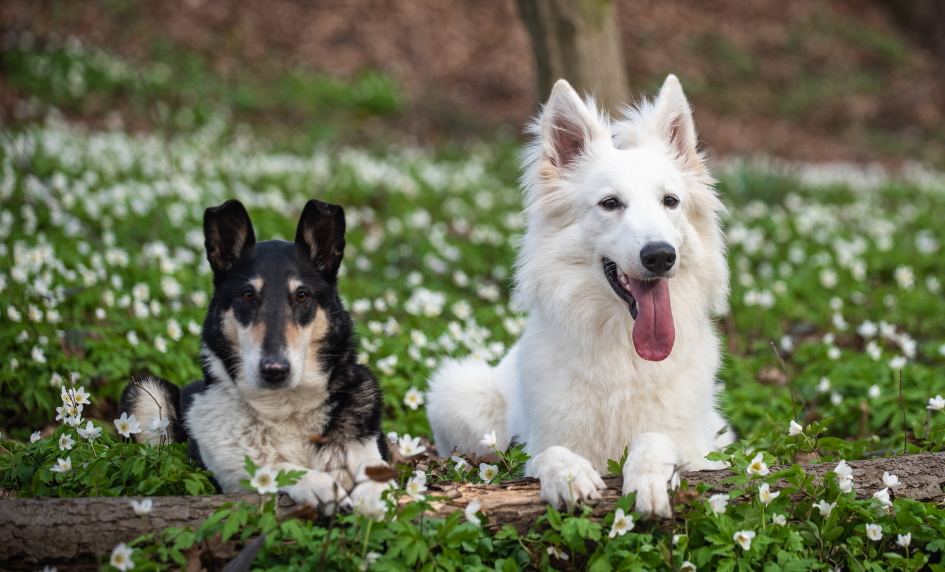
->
xmin=260 ymin=358 xmax=290 ymax=384
xmin=640 ymin=242 xmax=676 ymax=274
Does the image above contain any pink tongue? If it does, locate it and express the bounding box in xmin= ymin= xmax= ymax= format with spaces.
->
xmin=627 ymin=278 xmax=675 ymax=361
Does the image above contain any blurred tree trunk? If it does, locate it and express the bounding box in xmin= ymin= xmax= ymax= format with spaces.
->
xmin=516 ymin=0 xmax=629 ymax=116
xmin=878 ymin=0 xmax=945 ymax=62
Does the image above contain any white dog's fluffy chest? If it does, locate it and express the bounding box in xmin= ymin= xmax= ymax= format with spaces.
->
xmin=506 ymin=312 xmax=724 ymax=472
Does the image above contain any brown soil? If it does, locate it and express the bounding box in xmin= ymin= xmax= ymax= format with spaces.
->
xmin=2 ymin=0 xmax=944 ymax=164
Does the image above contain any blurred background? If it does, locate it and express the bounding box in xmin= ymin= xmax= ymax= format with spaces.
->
xmin=2 ymin=0 xmax=945 ymax=166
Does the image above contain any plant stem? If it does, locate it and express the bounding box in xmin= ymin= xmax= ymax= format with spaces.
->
xmin=361 ymin=519 xmax=373 ymax=560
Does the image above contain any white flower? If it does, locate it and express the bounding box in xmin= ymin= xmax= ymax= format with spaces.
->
xmin=187 ymin=320 xmax=201 ymax=335
xmin=758 ymin=483 xmax=780 ymax=505
xmin=547 ymin=546 xmax=569 ymax=560
xmin=673 ymin=534 xmax=685 ymax=545
xmin=167 ymin=319 xmax=183 ymax=341
xmin=789 ymin=419 xmax=803 ymax=436
xmin=250 ymin=465 xmax=279 ymax=494
xmin=866 ymin=523 xmax=882 ymax=541
xmin=65 ymin=415 xmax=83 ymax=428
xmin=145 ymin=415 xmax=170 ymax=436
xmin=72 ymin=386 xmax=91 ymax=406
xmin=58 ymin=434 xmax=75 ymax=451
xmin=608 ymin=508 xmax=634 ymax=538
xmin=131 ymin=499 xmax=153 ymax=515
xmin=866 ymin=340 xmax=882 ymax=360
xmin=398 ymin=434 xmax=426 ymax=457
xmin=405 ymin=473 xmax=428 ymax=501
xmin=873 ymin=487 xmax=892 ymax=507
xmin=30 ymin=431 xmax=42 ymax=443
xmin=51 ymin=456 xmax=72 ymax=473
xmin=77 ymin=421 xmax=102 ymax=442
xmin=834 ymin=460 xmax=853 ymax=481
xmin=561 ymin=466 xmax=582 ymax=483
xmin=479 ymin=430 xmax=497 ymax=448
xmin=733 ymin=529 xmax=755 ymax=551
xmin=403 ymin=387 xmax=425 ymax=411
xmin=819 ymin=269 xmax=837 ymax=289
xmin=451 ymin=455 xmax=468 ymax=473
xmin=814 ymin=500 xmax=836 ymax=518
xmin=889 ymin=355 xmax=907 ymax=370
xmin=897 ymin=532 xmax=911 ymax=548
xmin=355 ymin=490 xmax=387 ymax=521
xmin=857 ymin=320 xmax=877 ymax=338
xmin=6 ymin=305 xmax=21 ymax=322
xmin=928 ymin=395 xmax=945 ymax=411
xmin=479 ymin=463 xmax=499 ymax=483
xmin=114 ymin=412 xmax=142 ymax=438
xmin=154 ymin=335 xmax=168 ymax=353
xmin=680 ymin=562 xmax=696 ymax=572
xmin=868 ymin=384 xmax=881 ymax=399
xmin=747 ymin=452 xmax=769 ymax=477
xmin=359 ymin=551 xmax=381 ymax=571
xmin=817 ymin=377 xmax=831 ymax=393
xmin=110 ymin=543 xmax=134 ymax=571
xmin=410 ymin=330 xmax=427 ymax=347
xmin=828 ymin=347 xmax=841 ymax=360
xmin=830 ymin=392 xmax=843 ymax=406
xmin=464 ymin=499 xmax=481 ymax=526
xmin=386 ymin=431 xmax=398 ymax=445
xmin=883 ymin=472 xmax=901 ymax=488
xmin=708 ymin=493 xmax=729 ymax=515
xmin=894 ymin=265 xmax=914 ymax=290
xmin=771 ymin=513 xmax=787 ymax=526
xmin=31 ymin=345 xmax=47 ymax=364
xmin=10 ymin=358 xmax=18 ymax=370
xmin=126 ymin=331 xmax=139 ymax=346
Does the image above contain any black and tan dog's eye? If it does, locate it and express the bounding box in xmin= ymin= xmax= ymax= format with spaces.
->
xmin=295 ymin=291 xmax=308 ymax=303
xmin=242 ymin=290 xmax=256 ymax=302
xmin=663 ymin=195 xmax=679 ymax=208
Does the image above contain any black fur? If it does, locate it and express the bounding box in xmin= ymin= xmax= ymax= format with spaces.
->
xmin=118 ymin=199 xmax=388 ymax=484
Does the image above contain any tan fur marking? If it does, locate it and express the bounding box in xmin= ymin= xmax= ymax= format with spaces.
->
xmin=250 ymin=277 xmax=264 ymax=292
xmin=222 ymin=309 xmax=239 ymax=346
xmin=303 ymin=309 xmax=331 ymax=373
xmin=288 ymin=278 xmax=302 ymax=292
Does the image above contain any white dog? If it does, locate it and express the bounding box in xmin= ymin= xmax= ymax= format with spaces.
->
xmin=426 ymin=75 xmax=733 ymax=518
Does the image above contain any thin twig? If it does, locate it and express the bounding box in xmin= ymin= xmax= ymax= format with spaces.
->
xmin=770 ymin=341 xmax=798 ymax=423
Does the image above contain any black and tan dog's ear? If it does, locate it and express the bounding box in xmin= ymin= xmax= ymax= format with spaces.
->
xmin=295 ymin=199 xmax=346 ymax=280
xmin=204 ymin=200 xmax=256 ymax=276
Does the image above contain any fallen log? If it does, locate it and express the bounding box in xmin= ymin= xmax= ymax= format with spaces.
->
xmin=1 ymin=452 xmax=942 ymax=571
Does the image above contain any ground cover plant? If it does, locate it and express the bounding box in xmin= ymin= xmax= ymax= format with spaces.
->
xmin=2 ymin=38 xmax=945 ymax=571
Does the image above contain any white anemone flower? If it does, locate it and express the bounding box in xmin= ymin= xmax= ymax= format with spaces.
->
xmin=51 ymin=457 xmax=72 ymax=473
xmin=72 ymin=386 xmax=91 ymax=406
xmin=927 ymin=395 xmax=945 ymax=411
xmin=608 ymin=508 xmax=634 ymax=538
xmin=355 ymin=490 xmax=387 ymax=521
xmin=680 ymin=561 xmax=697 ymax=572
xmin=834 ymin=460 xmax=853 ymax=481
xmin=747 ymin=452 xmax=769 ymax=477
xmin=386 ymin=431 xmax=398 ymax=445
xmin=733 ymin=530 xmax=755 ymax=551
xmin=479 ymin=463 xmax=499 ymax=483
xmin=479 ymin=430 xmax=497 ymax=448
xmin=30 ymin=431 xmax=41 ymax=443
xmin=464 ymin=499 xmax=482 ymax=526
xmin=403 ymin=387 xmax=425 ymax=411
xmin=897 ymin=532 xmax=911 ymax=548
xmin=451 ymin=455 xmax=468 ymax=473
xmin=58 ymin=434 xmax=75 ymax=451
xmin=250 ymin=465 xmax=279 ymax=494
xmin=114 ymin=412 xmax=142 ymax=438
xmin=788 ymin=419 xmax=803 ymax=436
xmin=405 ymin=473 xmax=428 ymax=501
xmin=866 ymin=523 xmax=882 ymax=541
xmin=547 ymin=546 xmax=569 ymax=560
xmin=145 ymin=415 xmax=170 ymax=436
xmin=110 ymin=543 xmax=134 ymax=571
xmin=883 ymin=472 xmax=901 ymax=488
xmin=814 ymin=500 xmax=836 ymax=517
xmin=758 ymin=483 xmax=780 ymax=505
xmin=397 ymin=434 xmax=426 ymax=457
xmin=772 ymin=513 xmax=787 ymax=526
xmin=131 ymin=499 xmax=153 ymax=515
xmin=708 ymin=493 xmax=729 ymax=515
xmin=873 ymin=487 xmax=892 ymax=507
xmin=77 ymin=421 xmax=102 ymax=442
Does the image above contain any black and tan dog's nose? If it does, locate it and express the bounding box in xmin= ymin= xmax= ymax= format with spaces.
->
xmin=260 ymin=358 xmax=290 ymax=384
xmin=640 ymin=242 xmax=676 ymax=274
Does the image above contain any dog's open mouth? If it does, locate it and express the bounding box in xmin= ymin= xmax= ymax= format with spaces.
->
xmin=603 ymin=258 xmax=676 ymax=362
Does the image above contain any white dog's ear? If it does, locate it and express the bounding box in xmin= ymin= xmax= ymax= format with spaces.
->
xmin=649 ymin=75 xmax=701 ymax=171
xmin=540 ymin=80 xmax=607 ymax=172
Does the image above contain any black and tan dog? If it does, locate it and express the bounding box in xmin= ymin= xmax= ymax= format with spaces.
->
xmin=120 ymin=199 xmax=390 ymax=512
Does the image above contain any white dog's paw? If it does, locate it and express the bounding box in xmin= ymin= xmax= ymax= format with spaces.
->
xmin=532 ymin=446 xmax=606 ymax=513
xmin=281 ymin=470 xmax=352 ymax=515
xmin=622 ymin=433 xmax=687 ymax=519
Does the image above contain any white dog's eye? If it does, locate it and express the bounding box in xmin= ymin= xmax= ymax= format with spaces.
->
xmin=663 ymin=195 xmax=679 ymax=208
xmin=599 ymin=197 xmax=621 ymax=211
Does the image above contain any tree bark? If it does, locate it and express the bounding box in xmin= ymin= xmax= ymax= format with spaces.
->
xmin=516 ymin=0 xmax=629 ymax=116
xmin=2 ymin=453 xmax=942 ymax=571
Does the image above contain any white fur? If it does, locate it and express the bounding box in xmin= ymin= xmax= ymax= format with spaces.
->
xmin=189 ymin=351 xmax=385 ymax=514
xmin=427 ymin=76 xmax=733 ymax=518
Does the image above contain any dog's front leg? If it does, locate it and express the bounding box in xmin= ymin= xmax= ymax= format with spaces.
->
xmin=530 ymin=446 xmax=607 ymax=512
xmin=275 ymin=462 xmax=353 ymax=515
xmin=622 ymin=433 xmax=689 ymax=519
